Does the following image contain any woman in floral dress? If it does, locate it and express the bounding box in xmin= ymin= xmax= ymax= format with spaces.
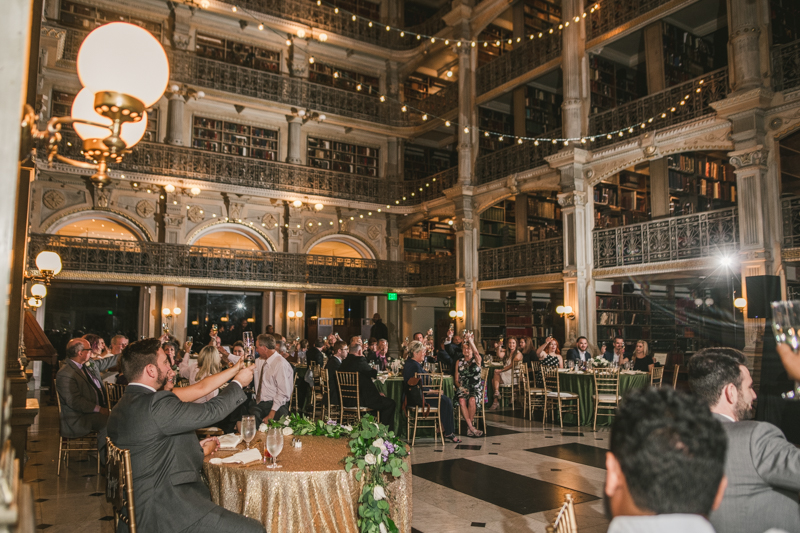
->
xmin=455 ymin=335 xmax=484 ymax=437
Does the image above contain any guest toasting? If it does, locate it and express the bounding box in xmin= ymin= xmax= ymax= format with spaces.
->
xmin=455 ymin=333 xmax=483 ymax=437
xmin=536 ymin=336 xmax=564 ymax=368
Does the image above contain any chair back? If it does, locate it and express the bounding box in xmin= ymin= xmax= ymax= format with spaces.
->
xmin=105 ymin=383 xmax=127 ymax=410
xmin=106 ymin=437 xmax=137 ymax=533
xmin=546 ymin=494 xmax=577 ymax=533
xmin=651 ymin=366 xmax=664 ymax=387
xmin=439 ymin=361 xmax=452 ymax=375
xmin=672 ymin=364 xmax=680 ymax=388
xmin=512 ymin=360 xmax=524 ymax=384
xmin=530 ymin=360 xmax=543 ymax=387
xmin=593 ymin=368 xmax=621 ymax=402
xmin=541 ymin=365 xmax=561 ymax=393
xmin=336 ymin=371 xmax=361 ymax=408
xmin=417 ymin=372 xmax=443 ymax=404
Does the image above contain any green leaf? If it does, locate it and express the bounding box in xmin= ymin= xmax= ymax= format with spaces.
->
xmin=391 ymin=468 xmax=400 ymax=477
xmin=378 ymin=501 xmax=389 ymax=510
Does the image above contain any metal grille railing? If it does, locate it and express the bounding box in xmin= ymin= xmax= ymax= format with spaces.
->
xmin=585 ymin=0 xmax=675 ymax=41
xmin=772 ymin=38 xmax=800 ymax=92
xmin=476 ymin=35 xmax=562 ymax=96
xmin=413 ymin=83 xmax=458 ymax=117
xmin=479 ymin=238 xmax=564 ymax=281
xmin=475 ymin=129 xmax=562 ymax=185
xmin=593 ymin=207 xmax=739 ymax=268
xmin=782 ymin=196 xmax=800 ymax=248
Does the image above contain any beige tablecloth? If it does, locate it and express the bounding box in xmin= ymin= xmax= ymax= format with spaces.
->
xmin=203 ymin=433 xmax=412 ymax=532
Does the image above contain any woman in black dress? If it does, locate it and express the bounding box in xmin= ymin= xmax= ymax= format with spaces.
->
xmin=630 ymin=340 xmax=654 ymax=372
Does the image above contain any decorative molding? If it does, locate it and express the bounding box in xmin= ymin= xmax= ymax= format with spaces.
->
xmin=478 ymin=273 xmax=563 ymax=289
xmin=593 ymin=257 xmax=730 ymax=278
xmin=262 ymin=213 xmax=278 ymax=228
xmin=729 ymin=145 xmax=769 ymax=169
xmin=229 ymin=202 xmax=245 ymax=221
xmin=42 ymin=190 xmax=65 ymax=211
xmin=367 ymin=225 xmax=381 ymax=241
xmin=187 ymin=205 xmax=205 ymax=223
xmin=781 ymin=247 xmax=800 ymax=262
xmin=557 ymin=191 xmax=587 ymax=208
xmin=136 ymin=200 xmax=156 ymax=219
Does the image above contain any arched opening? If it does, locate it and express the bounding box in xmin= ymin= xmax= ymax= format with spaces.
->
xmin=193 ymin=230 xmax=265 ymax=251
xmin=55 ymin=217 xmax=139 ymax=241
xmin=307 ymin=241 xmax=362 ymax=258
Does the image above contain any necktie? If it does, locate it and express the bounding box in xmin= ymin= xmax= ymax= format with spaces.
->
xmin=256 ymin=360 xmax=269 ymax=403
xmin=82 ymin=365 xmax=107 ymax=408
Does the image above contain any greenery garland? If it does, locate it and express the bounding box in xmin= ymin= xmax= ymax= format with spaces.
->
xmin=267 ymin=413 xmax=409 ymax=533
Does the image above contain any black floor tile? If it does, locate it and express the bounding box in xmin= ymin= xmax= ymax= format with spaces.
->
xmin=488 ymin=452 xmax=499 ymax=455
xmin=89 ymin=492 xmax=104 ymax=496
xmin=455 ymin=445 xmax=482 ymax=451
xmin=471 ymin=523 xmax=486 ymax=527
xmin=29 ymin=463 xmax=42 ymax=466
xmin=35 ymin=525 xmax=52 ymax=530
xmin=526 ymin=443 xmax=608 ymax=470
xmin=561 ymin=432 xmax=584 ymax=437
xmin=456 ymin=425 xmax=519 ymax=437
xmin=98 ymin=516 xmax=115 ymax=521
xmin=413 ymin=458 xmax=598 ymax=514
xmin=33 ymin=498 xmax=48 ymax=503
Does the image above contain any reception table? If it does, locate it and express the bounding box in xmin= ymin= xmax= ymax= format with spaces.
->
xmin=204 ymin=433 xmax=412 ymax=532
xmin=375 ymin=375 xmax=455 ymax=437
xmin=557 ymin=370 xmax=651 ymax=426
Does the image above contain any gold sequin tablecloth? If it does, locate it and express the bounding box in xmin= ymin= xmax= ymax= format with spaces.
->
xmin=203 ymin=434 xmax=412 ymax=532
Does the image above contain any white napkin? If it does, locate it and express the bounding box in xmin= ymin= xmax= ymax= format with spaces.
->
xmin=376 ymin=374 xmax=388 ymax=383
xmin=218 ymin=433 xmax=243 ymax=450
xmin=220 ymin=448 xmax=262 ymax=465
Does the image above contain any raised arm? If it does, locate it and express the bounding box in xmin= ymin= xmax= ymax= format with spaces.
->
xmin=172 ymin=360 xmax=244 ymax=403
xmin=775 ymin=344 xmax=800 ymax=381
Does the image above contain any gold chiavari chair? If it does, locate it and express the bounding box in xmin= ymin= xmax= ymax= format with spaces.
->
xmin=305 ymin=362 xmax=319 ymax=418
xmin=104 ymin=382 xmax=126 ymax=410
xmin=289 ymin=372 xmax=300 ymax=412
xmin=106 ymin=437 xmax=137 ymax=533
xmin=497 ymin=360 xmax=523 ymax=408
xmin=319 ymin=368 xmax=339 ymax=422
xmin=542 ymin=366 xmax=580 ymax=428
xmin=592 ymin=368 xmax=621 ymax=431
xmin=456 ymin=366 xmax=489 ymax=435
xmin=56 ymin=391 xmax=99 ymax=476
xmin=336 ymin=371 xmax=378 ymax=425
xmin=546 ymin=494 xmax=578 ymax=533
xmin=672 ymin=364 xmax=680 ymax=389
xmin=520 ymin=362 xmax=546 ymax=421
xmin=406 ymin=373 xmax=444 ymax=446
xmin=650 ymin=366 xmax=664 ymax=387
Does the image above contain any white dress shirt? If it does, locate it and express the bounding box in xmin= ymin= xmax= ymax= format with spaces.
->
xmin=254 ymin=353 xmax=294 ymax=407
xmin=608 ymin=514 xmax=716 ymax=533
xmin=576 ymin=350 xmax=588 ymax=362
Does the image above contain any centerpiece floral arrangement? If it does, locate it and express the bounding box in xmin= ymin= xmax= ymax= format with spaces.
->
xmin=267 ymin=413 xmax=409 ymax=533
xmin=591 ymin=356 xmax=609 ymax=368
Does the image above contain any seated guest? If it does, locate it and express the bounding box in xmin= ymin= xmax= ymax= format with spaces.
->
xmin=107 ymin=339 xmax=263 ymax=533
xmin=373 ymin=339 xmax=389 ymax=371
xmin=162 ymin=341 xmax=179 ymax=367
xmin=435 ymin=338 xmax=453 ymax=372
xmin=192 ymin=346 xmax=223 ymax=403
xmin=688 ymin=348 xmax=800 ymax=533
xmin=605 ymin=387 xmax=727 ymax=533
xmin=83 ymin=333 xmax=109 ymax=359
xmin=295 ymin=339 xmax=308 ymax=363
xmin=603 ymin=335 xmax=626 ymax=364
xmin=323 ymin=334 xmax=337 ymax=357
xmin=306 ymin=338 xmax=325 ymax=367
xmin=519 ymin=336 xmax=535 ymax=364
xmin=536 ymin=336 xmax=564 ymax=368
xmin=249 ymin=334 xmax=294 ymax=423
xmin=338 ymin=341 xmax=396 ymax=432
xmin=455 ymin=337 xmax=483 ymax=437
xmin=630 ymin=339 xmax=654 ymax=372
xmin=265 ymin=324 xmax=275 ymax=335
xmin=444 ymin=331 xmax=463 ymax=365
xmin=227 ymin=341 xmax=245 ymax=365
xmin=490 ymin=341 xmax=521 ymax=410
xmin=325 ymin=340 xmax=347 ymax=405
xmin=404 ymin=340 xmax=460 ymax=443
xmin=109 ymin=335 xmax=129 ymax=356
xmin=566 ymin=336 xmax=591 ymax=364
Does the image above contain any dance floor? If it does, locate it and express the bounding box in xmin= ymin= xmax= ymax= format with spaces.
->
xmin=23 ymin=389 xmax=611 ymax=532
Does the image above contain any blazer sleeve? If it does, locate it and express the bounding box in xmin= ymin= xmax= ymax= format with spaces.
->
xmin=96 ymin=354 xmax=120 ymax=372
xmin=751 ymin=422 xmax=800 ymax=492
xmin=57 ymin=369 xmax=98 ymax=414
xmin=357 ymin=358 xmax=378 ymax=378
xmin=151 ymin=383 xmax=246 ymax=436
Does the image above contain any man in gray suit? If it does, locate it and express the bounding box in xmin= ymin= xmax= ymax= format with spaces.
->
xmin=107 ymin=338 xmax=264 ymax=533
xmin=688 ymin=348 xmax=800 ymax=533
xmin=56 ymin=337 xmax=120 ymax=453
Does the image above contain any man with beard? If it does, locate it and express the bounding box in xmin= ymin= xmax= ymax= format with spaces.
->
xmin=688 ymin=348 xmax=800 ymax=533
xmin=605 ymin=387 xmax=727 ymax=533
xmin=107 ymin=338 xmax=263 ymax=533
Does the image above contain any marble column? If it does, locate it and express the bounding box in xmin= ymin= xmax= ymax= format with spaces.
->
xmin=560 ymin=0 xmax=589 ymax=140
xmin=164 ymin=91 xmax=184 ymax=146
xmin=456 ymin=39 xmax=476 ymax=185
xmin=453 ymin=196 xmax=480 ymax=334
xmin=726 ymin=0 xmax=768 ymax=92
xmin=286 ymin=116 xmax=303 ymax=165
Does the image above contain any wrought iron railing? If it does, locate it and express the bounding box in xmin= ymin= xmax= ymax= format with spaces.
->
xmin=401 ymin=166 xmax=459 ymax=203
xmin=782 ymin=196 xmax=800 ymax=248
xmin=476 ymin=35 xmax=562 ymax=96
xmin=414 ymin=83 xmax=459 ymax=116
xmin=593 ymin=207 xmax=739 ymax=268
xmin=585 ymin=0 xmax=675 ymax=41
xmin=589 ymin=68 xmax=728 ymax=148
xmin=475 ymin=129 xmax=562 ymax=185
xmin=479 ymin=238 xmax=564 ymax=281
xmin=28 ymin=234 xmax=456 ymax=288
xmin=772 ymin=39 xmax=800 ymax=92
xmin=60 ymin=27 xmax=86 ymax=62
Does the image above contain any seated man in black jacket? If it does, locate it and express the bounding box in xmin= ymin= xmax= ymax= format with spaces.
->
xmin=338 ymin=341 xmax=396 ymax=432
xmin=325 ymin=340 xmax=347 ymax=406
xmin=306 ymin=338 xmax=325 ymax=367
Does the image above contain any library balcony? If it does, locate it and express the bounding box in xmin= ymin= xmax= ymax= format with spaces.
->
xmin=782 ymin=196 xmax=800 ymax=251
xmin=475 ymin=33 xmax=562 ymax=98
xmin=592 ymin=206 xmax=739 ymax=270
xmin=400 ymin=167 xmax=459 ymax=204
xmin=27 ymin=234 xmax=456 ymax=290
xmin=475 ymin=129 xmax=563 ymax=185
xmin=414 ymin=83 xmax=459 ymax=118
xmin=772 ymin=38 xmax=800 ymax=92
xmin=585 ymin=0 xmax=689 ymax=45
xmin=589 ymin=68 xmax=728 ymax=149
xmin=478 ymin=237 xmax=564 ymax=283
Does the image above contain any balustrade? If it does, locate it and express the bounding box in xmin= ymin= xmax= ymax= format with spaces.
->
xmin=414 ymin=83 xmax=458 ymax=117
xmin=782 ymin=196 xmax=800 ymax=248
xmin=585 ymin=0 xmax=675 ymax=41
xmin=772 ymin=39 xmax=800 ymax=92
xmin=475 ymin=130 xmax=562 ymax=185
xmin=478 ymin=238 xmax=564 ymax=281
xmin=589 ymin=68 xmax=728 ymax=149
xmin=476 ymin=35 xmax=561 ymax=96
xmin=28 ymin=234 xmax=456 ymax=288
xmin=593 ymin=207 xmax=739 ymax=268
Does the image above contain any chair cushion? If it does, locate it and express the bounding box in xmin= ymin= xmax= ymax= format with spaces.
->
xmin=546 ymin=391 xmax=579 ymax=398
xmin=594 ymin=394 xmax=622 ymax=403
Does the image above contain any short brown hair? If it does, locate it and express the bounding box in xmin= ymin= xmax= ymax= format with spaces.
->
xmin=256 ymin=334 xmax=276 ymax=349
xmin=333 ymin=340 xmax=347 ymax=352
xmin=121 ymin=338 xmax=162 ymax=381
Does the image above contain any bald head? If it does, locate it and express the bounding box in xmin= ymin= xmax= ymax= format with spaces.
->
xmin=66 ymin=338 xmax=91 ymax=364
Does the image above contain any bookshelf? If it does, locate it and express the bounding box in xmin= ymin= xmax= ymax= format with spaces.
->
xmin=596 ymin=290 xmax=651 ymax=354
xmin=523 ymin=0 xmax=562 ymax=34
xmin=402 ymin=220 xmax=455 ymax=261
xmin=662 ymin=23 xmax=715 ymax=87
xmin=589 ymin=55 xmax=644 ymax=114
xmin=59 ymin=0 xmax=162 ymax=37
xmin=594 ymin=169 xmax=651 ymax=229
xmin=403 ymin=145 xmax=456 ymax=181
xmin=477 ymin=25 xmax=513 ymax=67
xmin=192 ymin=116 xmax=278 ymax=160
xmin=309 ymin=61 xmax=380 ymax=96
xmin=480 ymin=201 xmax=516 ymax=249
xmin=478 ymin=108 xmax=513 ymax=153
xmin=525 ymin=86 xmax=562 ymax=136
xmin=527 ymin=193 xmax=563 ymax=241
xmin=307 ymin=137 xmax=379 ymax=176
xmin=667 ymin=152 xmax=736 ymax=217
xmin=196 ymin=33 xmax=280 ymax=74
xmin=480 ymin=298 xmax=555 ymax=349
xmin=403 ymin=73 xmax=452 ymax=102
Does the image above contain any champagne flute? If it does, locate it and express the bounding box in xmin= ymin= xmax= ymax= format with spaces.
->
xmin=266 ymin=428 xmax=284 ymax=469
xmin=241 ymin=415 xmax=256 ymax=450
xmin=770 ymin=300 xmax=800 ymax=400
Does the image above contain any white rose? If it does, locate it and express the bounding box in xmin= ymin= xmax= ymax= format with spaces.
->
xmin=284 ymin=419 xmax=291 ymax=426
xmin=379 ymin=522 xmax=388 ymax=533
xmin=282 ymin=427 xmax=294 ymax=436
xmin=258 ymin=423 xmax=269 ymax=433
xmin=342 ymin=425 xmax=353 ymax=431
xmin=373 ymin=485 xmax=386 ymax=501
xmin=364 ymin=453 xmax=377 ymax=465
xmin=372 ymin=438 xmax=384 ymax=449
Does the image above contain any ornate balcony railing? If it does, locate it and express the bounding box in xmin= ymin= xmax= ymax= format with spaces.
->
xmin=589 ymin=68 xmax=728 ymax=148
xmin=476 ymin=36 xmax=562 ymax=96
xmin=479 ymin=238 xmax=564 ymax=281
xmin=772 ymin=39 xmax=800 ymax=93
xmin=585 ymin=0 xmax=675 ymax=41
xmin=28 ymin=234 xmax=456 ymax=288
xmin=593 ymin=207 xmax=739 ymax=268
xmin=414 ymin=83 xmax=459 ymax=117
xmin=781 ymin=196 xmax=800 ymax=248
xmin=475 ymin=129 xmax=562 ymax=185
xmin=60 ymin=27 xmax=86 ymax=62
xmin=401 ymin=166 xmax=459 ymax=203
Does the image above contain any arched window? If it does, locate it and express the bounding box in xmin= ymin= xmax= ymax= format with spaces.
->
xmin=307 ymin=241 xmax=363 ymax=258
xmin=55 ymin=217 xmax=139 ymax=241
xmin=193 ymin=230 xmax=265 ymax=251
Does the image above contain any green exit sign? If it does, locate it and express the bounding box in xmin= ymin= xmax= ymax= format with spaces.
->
xmin=387 ymin=293 xmax=398 ymax=301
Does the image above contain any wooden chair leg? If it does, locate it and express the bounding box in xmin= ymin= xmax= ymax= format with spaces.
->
xmin=411 ymin=409 xmax=418 ymax=447
xmin=57 ymin=438 xmax=63 ymax=476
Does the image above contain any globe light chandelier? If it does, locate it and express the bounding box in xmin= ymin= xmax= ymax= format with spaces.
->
xmin=20 ymin=22 xmax=170 ymax=187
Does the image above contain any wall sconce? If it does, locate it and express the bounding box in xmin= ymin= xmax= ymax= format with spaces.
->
xmin=449 ymin=310 xmax=464 ymax=322
xmin=288 ymin=311 xmax=304 ymax=319
xmin=29 ymin=251 xmax=63 ymax=285
xmin=556 ymin=305 xmax=575 ymax=320
xmin=20 ymin=22 xmax=169 ymax=186
xmin=290 ymin=107 xmax=326 ymax=124
xmin=734 ymin=298 xmax=747 ymax=309
xmin=162 ymin=306 xmax=182 ymax=334
xmin=26 ymin=283 xmax=47 ymax=309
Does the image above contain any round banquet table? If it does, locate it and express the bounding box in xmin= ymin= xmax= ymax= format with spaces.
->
xmin=204 ymin=433 xmax=412 ymax=532
xmin=557 ymin=370 xmax=651 ymax=426
xmin=375 ymin=375 xmax=454 ymax=437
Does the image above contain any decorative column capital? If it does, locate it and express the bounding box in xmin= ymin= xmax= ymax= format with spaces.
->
xmin=729 ymin=145 xmax=768 ymax=170
xmin=557 ymin=191 xmax=587 ymax=208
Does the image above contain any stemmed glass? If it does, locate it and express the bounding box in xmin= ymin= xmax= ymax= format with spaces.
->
xmin=770 ymin=300 xmax=800 ymax=399
xmin=243 ymin=331 xmax=255 ymax=367
xmin=241 ymin=415 xmax=256 ymax=450
xmin=265 ymin=428 xmax=284 ymax=469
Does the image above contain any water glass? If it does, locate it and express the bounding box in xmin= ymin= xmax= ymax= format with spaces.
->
xmin=266 ymin=428 xmax=284 ymax=469
xmin=241 ymin=415 xmax=256 ymax=450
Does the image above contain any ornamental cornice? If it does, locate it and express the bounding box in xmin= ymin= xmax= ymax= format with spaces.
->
xmin=477 ymin=273 xmax=563 ymax=290
xmin=766 ymin=101 xmax=800 ymax=139
xmin=729 ymin=145 xmax=769 ymax=169
xmin=544 ymin=147 xmax=590 ymax=168
xmin=557 ymin=191 xmax=587 ymax=208
xmin=592 ymin=257 xmax=728 ymax=279
xmin=710 ymin=88 xmax=775 ymax=118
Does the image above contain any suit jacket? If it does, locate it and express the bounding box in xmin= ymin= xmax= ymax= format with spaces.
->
xmin=56 ymin=355 xmax=119 ymax=438
xmin=325 ymin=356 xmax=343 ymax=405
xmin=338 ymin=354 xmax=382 ymax=407
xmin=107 ymin=383 xmax=247 ymax=533
xmin=306 ymin=346 xmax=324 ymax=367
xmin=710 ymin=413 xmax=800 ymax=533
xmin=565 ymin=348 xmax=590 ymax=364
